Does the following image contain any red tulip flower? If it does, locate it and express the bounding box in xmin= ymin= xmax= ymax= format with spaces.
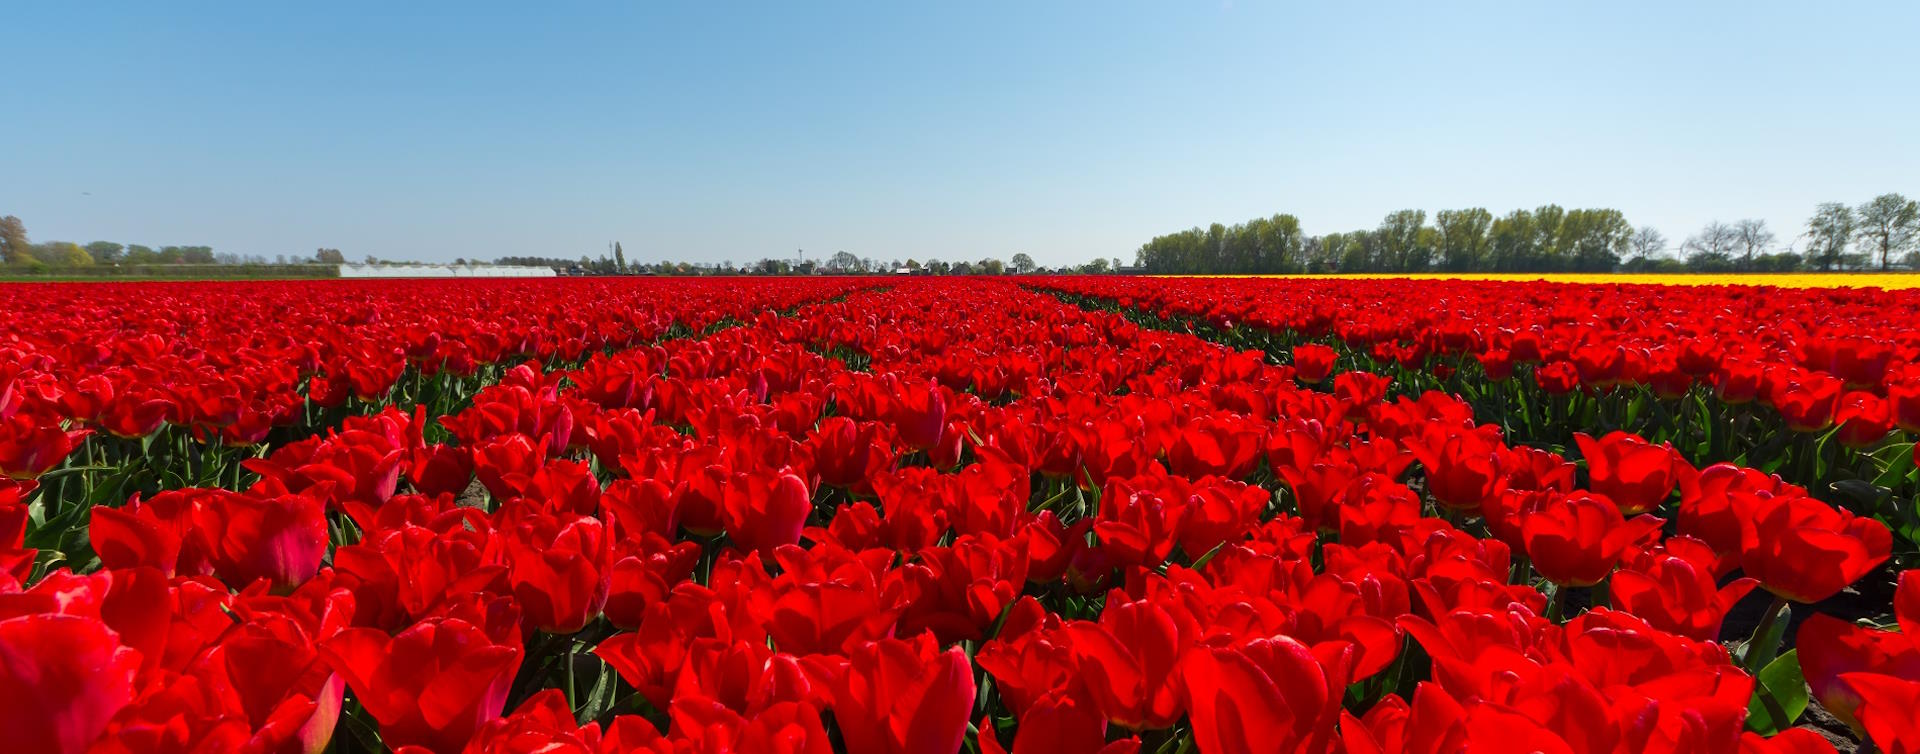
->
xmin=1407 ymin=427 xmax=1504 ymax=514
xmin=1181 ymin=636 xmax=1345 ymax=754
xmin=503 ymin=512 xmax=611 ymax=634
xmin=831 ymin=635 xmax=976 ymax=754
xmin=977 ymin=690 xmax=1137 ymax=754
xmin=1522 ymin=491 xmax=1664 ymax=587
xmin=1836 ymin=391 xmax=1894 ymax=449
xmin=1610 ymin=537 xmax=1757 ymax=641
xmin=0 ymin=614 xmax=142 ymax=754
xmin=1774 ymin=374 xmax=1844 ymax=432
xmin=1534 ymin=361 xmax=1580 ymax=395
xmin=891 ymin=377 xmax=947 ymax=451
xmin=1839 ymin=671 xmax=1920 ymax=754
xmin=1292 ymin=344 xmax=1338 ymax=384
xmin=1796 ymin=571 xmax=1920 ymax=733
xmin=1735 ymin=493 xmax=1891 ymax=603
xmin=1713 ymin=359 xmax=1765 ymax=404
xmin=320 ymin=616 xmax=524 ymax=754
xmin=0 ymin=412 xmax=89 ymax=480
xmin=1064 ymin=596 xmax=1187 ymax=731
xmin=809 ymin=416 xmax=894 ymax=491
xmin=1477 ymin=349 xmax=1515 ymax=381
xmin=194 ymin=489 xmax=329 ymax=592
xmin=1677 ymin=463 xmax=1800 ymax=569
xmin=722 ymin=468 xmax=812 ymax=557
xmin=1574 ymin=431 xmax=1682 ymax=515
xmin=1889 ymin=378 xmax=1920 ymax=434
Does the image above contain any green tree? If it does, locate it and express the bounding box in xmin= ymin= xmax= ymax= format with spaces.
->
xmin=0 ymin=216 xmax=28 ymax=264
xmin=1010 ymin=253 xmax=1035 ymax=274
xmin=85 ymin=241 xmax=124 ymax=264
xmin=1377 ymin=210 xmax=1430 ymax=272
xmin=315 ymin=248 xmax=346 ymax=264
xmin=1557 ymin=209 xmax=1632 ymax=272
xmin=1803 ymin=202 xmax=1855 ymax=271
xmin=1855 ymin=193 xmax=1919 ymax=271
xmin=1531 ymin=204 xmax=1566 ymax=271
xmin=1487 ymin=209 xmax=1536 ymax=272
xmin=27 ymin=241 xmax=94 ymax=267
xmin=1435 ymin=208 xmax=1492 ymax=272
xmin=614 ymin=242 xmax=627 ymax=272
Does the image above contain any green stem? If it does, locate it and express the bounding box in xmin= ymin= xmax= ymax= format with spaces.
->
xmin=1745 ymin=596 xmax=1791 ymax=672
xmin=1545 ymin=582 xmax=1567 ymax=623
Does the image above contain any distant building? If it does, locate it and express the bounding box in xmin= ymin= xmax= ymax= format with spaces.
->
xmin=337 ymin=263 xmax=556 ymax=279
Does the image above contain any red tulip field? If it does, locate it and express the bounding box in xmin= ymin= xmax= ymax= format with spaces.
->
xmin=6 ymin=275 xmax=1920 ymax=754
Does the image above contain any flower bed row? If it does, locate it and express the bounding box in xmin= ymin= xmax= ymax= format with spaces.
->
xmin=1032 ymin=277 xmax=1920 ymax=560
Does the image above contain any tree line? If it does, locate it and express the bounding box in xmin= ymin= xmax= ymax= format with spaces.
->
xmin=0 ymin=215 xmax=355 ymax=271
xmin=498 ymin=248 xmax=1131 ymax=277
xmin=1134 ymin=193 xmax=1919 ymax=275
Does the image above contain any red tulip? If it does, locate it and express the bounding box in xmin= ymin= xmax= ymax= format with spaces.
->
xmin=831 ymin=635 xmax=976 ymax=754
xmin=1522 ymin=491 xmax=1664 ymax=587
xmin=1574 ymin=431 xmax=1682 ymax=515
xmin=809 ymin=417 xmax=893 ymax=491
xmin=977 ymin=691 xmax=1138 ymax=754
xmin=0 ymin=412 xmax=89 ymax=480
xmin=1774 ymin=374 xmax=1843 ymax=432
xmin=320 ymin=616 xmax=524 ymax=754
xmin=502 ymin=512 xmax=611 ymax=634
xmin=0 ymin=614 xmax=141 ymax=754
xmin=1064 ymin=596 xmax=1187 ymax=731
xmin=891 ymin=377 xmax=948 ymax=451
xmin=1333 ymin=371 xmax=1391 ymax=407
xmin=1166 ymin=416 xmax=1262 ymax=480
xmin=1735 ymin=493 xmax=1891 ymax=603
xmin=454 ymin=690 xmax=600 ymax=754
xmin=722 ymin=468 xmax=812 ymax=557
xmin=1714 ymin=359 xmax=1765 ymax=404
xmin=1889 ymin=378 xmax=1920 ymax=434
xmin=1840 ymin=672 xmax=1920 ymax=754
xmin=1093 ymin=478 xmax=1185 ymax=569
xmin=0 ymin=491 xmax=29 ymax=583
xmin=1796 ymin=571 xmax=1920 ymax=733
xmin=1292 ymin=344 xmax=1338 ymax=383
xmin=604 ymin=533 xmax=701 ymax=630
xmin=1477 ymin=349 xmax=1515 ymax=381
xmin=1181 ymin=636 xmax=1345 ymax=754
xmin=1610 ymin=537 xmax=1756 ymax=641
xmin=1836 ymin=391 xmax=1894 ymax=449
xmin=1677 ymin=463 xmax=1800 ymax=569
xmin=1406 ymin=427 xmax=1503 ymax=513
xmin=1534 ymin=361 xmax=1580 ymax=394
xmin=333 ymin=521 xmax=504 ymax=631
xmin=194 ymin=489 xmax=329 ymax=592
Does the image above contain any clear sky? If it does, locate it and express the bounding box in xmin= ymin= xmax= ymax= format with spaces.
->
xmin=4 ymin=2 xmax=1916 ymax=268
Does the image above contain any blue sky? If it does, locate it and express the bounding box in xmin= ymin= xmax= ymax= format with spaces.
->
xmin=4 ymin=2 xmax=1916 ymax=267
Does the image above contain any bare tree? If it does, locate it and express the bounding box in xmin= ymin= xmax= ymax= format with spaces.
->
xmin=1627 ymin=226 xmax=1668 ymax=261
xmin=1732 ymin=219 xmax=1775 ymax=269
xmin=1681 ymin=221 xmax=1739 ymax=264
